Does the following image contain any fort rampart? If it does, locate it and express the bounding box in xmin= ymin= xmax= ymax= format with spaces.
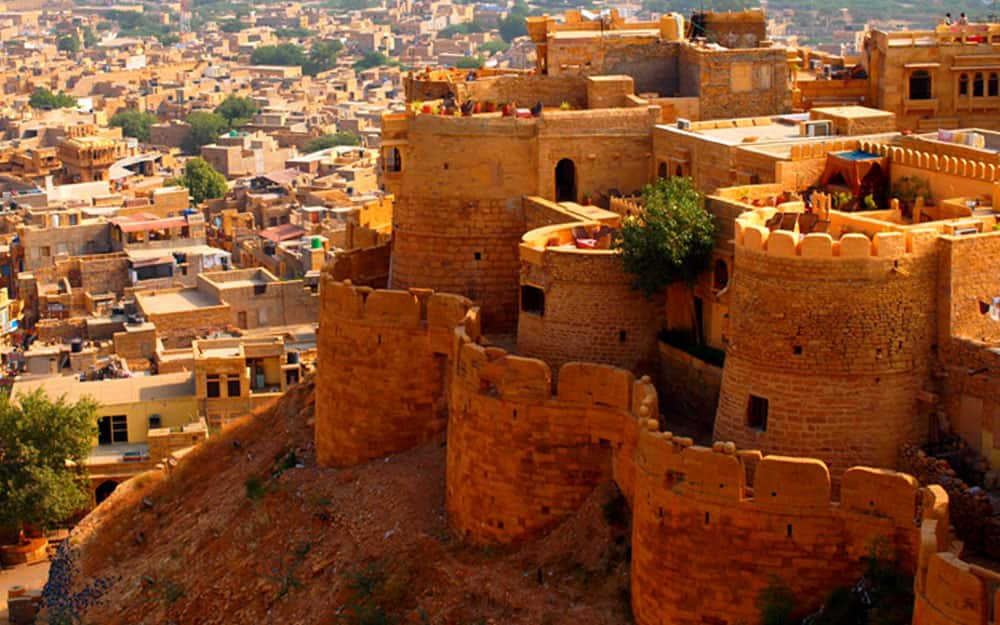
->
xmin=314 ymin=277 xmax=478 ymax=466
xmin=314 ymin=279 xmax=991 ymax=625
xmin=516 ymin=220 xmax=662 ymax=374
xmin=714 ymin=214 xmax=939 ymax=479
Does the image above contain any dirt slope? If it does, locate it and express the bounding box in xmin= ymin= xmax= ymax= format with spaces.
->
xmin=48 ymin=380 xmax=633 ymax=625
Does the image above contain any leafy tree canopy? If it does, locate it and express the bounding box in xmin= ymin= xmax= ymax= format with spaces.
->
xmin=615 ymin=176 xmax=716 ymax=295
xmin=175 ymin=157 xmax=228 ymax=204
xmin=181 ymin=110 xmax=229 ymax=155
xmin=439 ymin=21 xmax=484 ymax=38
xmin=499 ymin=13 xmax=528 ymax=42
xmin=304 ymin=39 xmax=343 ymax=76
xmin=57 ymin=33 xmax=80 ymax=53
xmin=29 ymin=87 xmax=77 ymax=110
xmin=303 ymin=131 xmax=361 ymax=153
xmin=0 ymin=390 xmax=98 ymax=533
xmin=455 ymin=56 xmax=483 ymax=69
xmin=214 ymin=95 xmax=257 ymax=128
xmin=251 ymin=42 xmax=307 ymax=67
xmin=479 ymin=40 xmax=511 ymax=55
xmin=109 ymin=109 xmax=159 ymax=142
xmin=353 ymin=50 xmax=395 ymax=71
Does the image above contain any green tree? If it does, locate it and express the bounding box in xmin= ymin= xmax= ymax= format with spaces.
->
xmin=303 ymin=131 xmax=361 ymax=153
xmin=499 ymin=13 xmax=528 ymax=42
xmin=214 ymin=95 xmax=257 ymax=128
xmin=353 ymin=50 xmax=394 ymax=71
xmin=455 ymin=56 xmax=483 ymax=69
xmin=158 ymin=33 xmax=180 ymax=46
xmin=615 ymin=176 xmax=715 ymax=295
xmin=251 ymin=42 xmax=307 ymax=67
xmin=218 ymin=19 xmax=244 ymax=33
xmin=0 ymin=390 xmax=98 ymax=536
xmin=439 ymin=20 xmax=484 ymax=37
xmin=28 ymin=87 xmax=77 ymax=110
xmin=57 ymin=33 xmax=81 ymax=53
xmin=82 ymin=27 xmax=98 ymax=47
xmin=479 ymin=40 xmax=511 ymax=55
xmin=181 ymin=110 xmax=229 ymax=154
xmin=175 ymin=157 xmax=228 ymax=204
xmin=303 ymin=39 xmax=343 ymax=76
xmin=109 ymin=109 xmax=159 ymax=142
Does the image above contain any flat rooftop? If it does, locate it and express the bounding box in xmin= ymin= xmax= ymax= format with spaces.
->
xmin=136 ymin=289 xmax=219 ymax=314
xmin=12 ymin=371 xmax=195 ymax=405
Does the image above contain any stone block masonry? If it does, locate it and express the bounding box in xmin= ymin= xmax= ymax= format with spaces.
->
xmin=314 ymin=278 xmax=477 ymax=467
xmin=313 ymin=279 xmax=985 ymax=625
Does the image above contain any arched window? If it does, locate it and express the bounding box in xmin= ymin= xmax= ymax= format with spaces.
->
xmin=713 ymin=259 xmax=730 ymax=291
xmin=989 ymin=73 xmax=999 ymax=97
xmin=974 ymin=73 xmax=985 ymax=97
xmin=555 ymin=159 xmax=576 ymax=202
xmin=658 ymin=162 xmax=667 ymax=179
xmin=95 ymin=480 xmax=118 ymax=504
xmin=959 ymin=73 xmax=969 ymax=96
xmin=909 ymin=70 xmax=932 ymax=100
xmin=385 ymin=147 xmax=402 ymax=173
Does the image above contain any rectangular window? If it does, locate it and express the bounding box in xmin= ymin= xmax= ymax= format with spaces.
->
xmin=747 ymin=395 xmax=769 ymax=431
xmin=730 ymin=63 xmax=753 ymax=93
xmin=148 ymin=414 xmax=162 ymax=429
xmin=227 ymin=379 xmax=241 ymax=397
xmin=98 ymin=415 xmax=129 ymax=444
xmin=520 ymin=285 xmax=545 ymax=316
xmin=206 ymin=376 xmax=221 ymax=398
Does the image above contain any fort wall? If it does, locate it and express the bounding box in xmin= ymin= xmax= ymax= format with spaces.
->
xmin=633 ymin=443 xmax=922 ymax=625
xmin=516 ymin=222 xmax=662 ymax=373
xmin=314 ymin=280 xmax=975 ymax=625
xmin=446 ymin=345 xmax=655 ymax=543
xmin=913 ymin=486 xmax=1000 ymax=625
xmin=314 ymin=278 xmax=477 ymax=466
xmin=387 ymin=109 xmax=657 ymax=329
xmin=714 ymin=217 xmax=939 ymax=478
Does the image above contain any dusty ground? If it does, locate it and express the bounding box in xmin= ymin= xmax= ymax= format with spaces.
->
xmin=49 ymin=379 xmax=633 ymax=625
xmin=0 ymin=561 xmax=49 ymax=624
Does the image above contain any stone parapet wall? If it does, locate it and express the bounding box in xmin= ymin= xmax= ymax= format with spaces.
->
xmin=913 ymin=486 xmax=999 ymax=625
xmin=314 ymin=278 xmax=477 ymax=467
xmin=313 ymin=279 xmax=974 ymax=625
xmin=516 ymin=221 xmax=662 ymax=373
xmin=446 ymin=345 xmax=656 ymax=543
xmin=715 ymin=214 xmax=939 ymax=478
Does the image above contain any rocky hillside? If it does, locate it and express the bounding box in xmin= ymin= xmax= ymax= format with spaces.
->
xmin=46 ymin=379 xmax=633 ymax=625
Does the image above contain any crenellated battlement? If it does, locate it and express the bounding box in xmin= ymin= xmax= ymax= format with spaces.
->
xmin=321 ymin=276 xmax=478 ymax=334
xmin=313 ymin=280 xmax=969 ymax=625
xmin=859 ymin=139 xmax=1000 ymax=182
xmin=913 ymin=486 xmax=999 ymax=625
xmin=734 ymin=210 xmax=918 ymax=260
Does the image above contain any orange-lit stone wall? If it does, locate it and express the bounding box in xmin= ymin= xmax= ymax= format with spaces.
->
xmin=714 ymin=219 xmax=939 ymax=479
xmin=314 ymin=278 xmax=477 ymax=466
xmin=516 ymin=222 xmax=662 ymax=374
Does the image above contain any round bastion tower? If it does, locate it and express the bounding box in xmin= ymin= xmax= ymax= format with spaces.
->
xmin=385 ymin=114 xmax=539 ymax=329
xmin=713 ymin=211 xmax=939 ymax=479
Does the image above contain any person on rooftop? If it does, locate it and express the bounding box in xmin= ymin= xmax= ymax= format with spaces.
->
xmin=943 ymin=12 xmax=953 ymax=24
xmin=958 ymin=12 xmax=969 ymax=25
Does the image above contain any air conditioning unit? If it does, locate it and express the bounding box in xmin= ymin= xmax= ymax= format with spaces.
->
xmin=801 ymin=120 xmax=833 ymax=137
xmin=677 ymin=118 xmax=692 ymax=130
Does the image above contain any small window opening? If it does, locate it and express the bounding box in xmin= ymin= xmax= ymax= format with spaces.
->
xmin=747 ymin=395 xmax=768 ymax=431
xmin=521 ymin=285 xmax=545 ymax=316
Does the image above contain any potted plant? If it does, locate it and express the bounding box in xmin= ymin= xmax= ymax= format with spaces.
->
xmin=411 ymin=100 xmax=423 ymax=113
xmin=483 ymin=100 xmax=496 ymax=113
xmin=582 ymin=192 xmax=593 ymax=206
xmin=421 ymin=102 xmax=433 ymax=114
xmin=559 ymin=101 xmax=572 ymax=111
xmin=472 ymin=101 xmax=481 ymax=114
xmin=500 ymin=102 xmax=513 ymax=117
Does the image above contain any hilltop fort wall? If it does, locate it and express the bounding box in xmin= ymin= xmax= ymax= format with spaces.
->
xmin=516 ymin=221 xmax=662 ymax=374
xmin=314 ymin=278 xmax=477 ymax=466
xmin=315 ymin=279 xmax=992 ymax=625
xmin=386 ymin=109 xmax=657 ymax=329
xmin=714 ymin=217 xmax=939 ymax=479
